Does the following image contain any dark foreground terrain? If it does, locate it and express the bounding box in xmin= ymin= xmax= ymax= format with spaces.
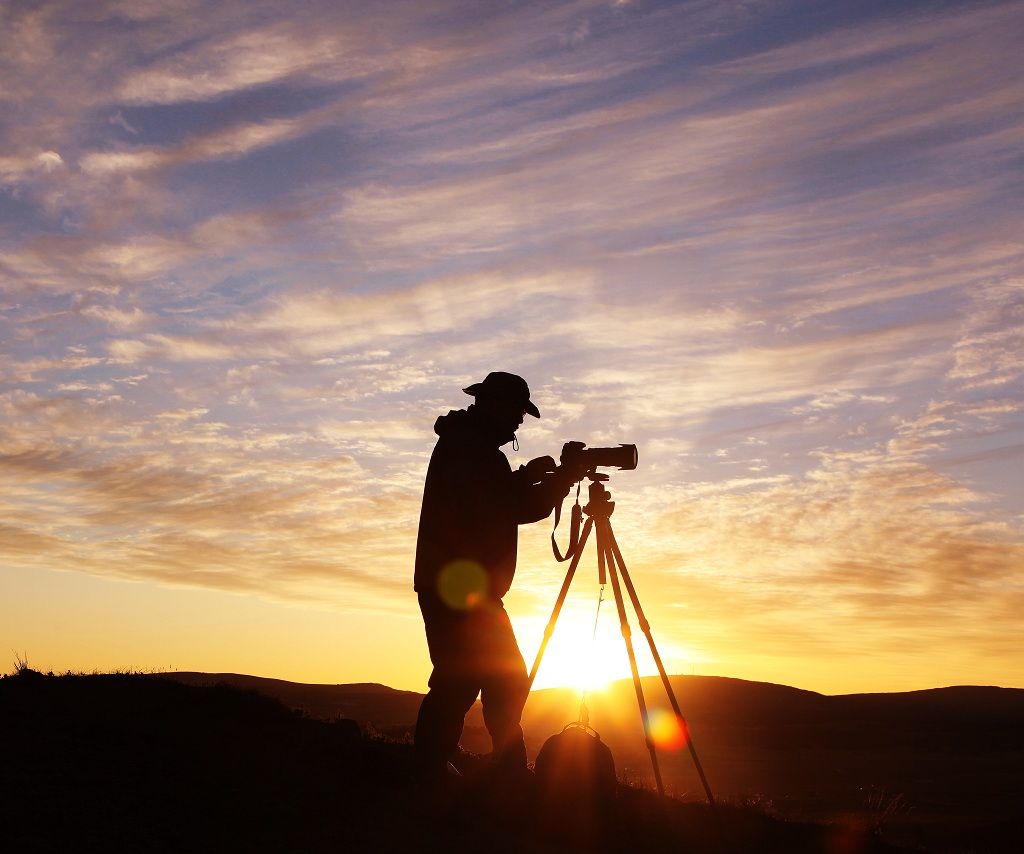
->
xmin=1 ymin=670 xmax=1019 ymax=853
xmin=163 ymin=669 xmax=1024 ymax=854
xmin=0 ymin=670 xmax=922 ymax=854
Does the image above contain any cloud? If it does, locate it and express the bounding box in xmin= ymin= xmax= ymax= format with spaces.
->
xmin=635 ymin=440 xmax=1023 ymax=657
xmin=0 ymin=382 xmax=414 ymax=607
xmin=330 ymin=5 xmax=1023 ymax=311
xmin=116 ymin=23 xmax=377 ymax=105
xmin=206 ymin=267 xmax=598 ymax=361
xmin=81 ymin=305 xmax=151 ymax=331
xmin=2 ymin=0 xmax=1022 ymax=687
xmin=79 ymin=116 xmax=317 ymax=177
xmin=950 ymin=279 xmax=1024 ymax=390
xmin=105 ymin=333 xmax=237 ymax=363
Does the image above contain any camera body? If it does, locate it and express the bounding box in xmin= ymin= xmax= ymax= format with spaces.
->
xmin=559 ymin=441 xmax=638 ymax=481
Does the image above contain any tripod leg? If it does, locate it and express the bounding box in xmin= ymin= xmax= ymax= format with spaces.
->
xmin=598 ymin=518 xmax=666 ymax=797
xmin=527 ymin=517 xmax=594 ymax=691
xmin=605 ymin=525 xmax=717 ymax=808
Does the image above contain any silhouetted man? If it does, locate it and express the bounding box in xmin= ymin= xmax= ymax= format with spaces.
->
xmin=413 ymin=372 xmax=568 ymax=783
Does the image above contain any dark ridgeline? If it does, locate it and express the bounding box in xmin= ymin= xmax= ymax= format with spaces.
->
xmin=2 ymin=668 xmax=1021 ymax=853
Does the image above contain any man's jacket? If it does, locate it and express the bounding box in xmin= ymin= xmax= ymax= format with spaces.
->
xmin=414 ymin=406 xmax=559 ymax=601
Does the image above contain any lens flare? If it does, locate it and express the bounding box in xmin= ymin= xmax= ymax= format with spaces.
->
xmin=437 ymin=560 xmax=488 ymax=610
xmin=647 ymin=708 xmax=687 ymax=751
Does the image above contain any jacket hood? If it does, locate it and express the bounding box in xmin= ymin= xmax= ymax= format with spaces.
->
xmin=434 ymin=405 xmax=514 ymax=447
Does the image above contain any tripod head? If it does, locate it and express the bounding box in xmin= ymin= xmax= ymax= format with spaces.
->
xmin=583 ymin=476 xmax=615 ymax=519
xmin=552 ymin=468 xmax=623 ymax=566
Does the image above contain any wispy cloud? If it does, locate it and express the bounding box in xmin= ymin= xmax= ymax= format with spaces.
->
xmin=2 ymin=0 xmax=1022 ymax=690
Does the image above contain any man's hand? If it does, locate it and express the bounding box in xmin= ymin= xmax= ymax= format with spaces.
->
xmin=523 ymin=455 xmax=558 ymax=483
xmin=522 ymin=454 xmax=576 ymax=501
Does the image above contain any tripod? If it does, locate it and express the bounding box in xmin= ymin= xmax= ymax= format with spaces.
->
xmin=527 ymin=476 xmax=716 ymax=805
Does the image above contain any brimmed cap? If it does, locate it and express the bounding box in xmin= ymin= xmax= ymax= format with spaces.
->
xmin=463 ymin=371 xmax=540 ymax=418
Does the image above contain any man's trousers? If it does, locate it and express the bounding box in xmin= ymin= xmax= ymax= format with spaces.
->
xmin=414 ymin=591 xmax=529 ymax=775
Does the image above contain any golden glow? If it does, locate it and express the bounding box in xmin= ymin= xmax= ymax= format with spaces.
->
xmin=647 ymin=707 xmax=687 ymax=751
xmin=437 ymin=560 xmax=489 ymax=611
xmin=519 ymin=603 xmax=640 ymax=694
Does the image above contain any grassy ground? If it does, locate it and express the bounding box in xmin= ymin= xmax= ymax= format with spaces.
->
xmin=0 ymin=669 xmax=931 ymax=853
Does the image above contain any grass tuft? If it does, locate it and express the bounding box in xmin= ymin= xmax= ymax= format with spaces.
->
xmin=865 ymin=788 xmax=912 ymax=836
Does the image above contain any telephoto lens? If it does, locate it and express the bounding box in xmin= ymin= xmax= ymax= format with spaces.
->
xmin=560 ymin=442 xmax=638 ymax=477
xmin=581 ymin=444 xmax=637 ymax=471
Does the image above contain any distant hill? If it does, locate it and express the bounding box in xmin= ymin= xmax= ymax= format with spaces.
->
xmin=153 ymin=671 xmax=1024 ymax=852
xmin=158 ymin=670 xmax=1024 ymax=740
xmin=162 ymin=671 xmax=425 ymax=728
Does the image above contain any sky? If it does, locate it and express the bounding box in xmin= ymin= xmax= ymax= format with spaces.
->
xmin=2 ymin=0 xmax=1022 ymax=697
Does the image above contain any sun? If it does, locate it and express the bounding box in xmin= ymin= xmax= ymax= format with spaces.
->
xmin=519 ymin=604 xmax=633 ymax=694
xmin=517 ymin=593 xmax=707 ymax=698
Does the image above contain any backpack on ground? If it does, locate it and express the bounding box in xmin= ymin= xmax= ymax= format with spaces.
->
xmin=534 ymin=721 xmax=617 ymax=813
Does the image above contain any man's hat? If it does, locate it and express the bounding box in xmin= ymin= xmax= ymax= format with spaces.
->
xmin=463 ymin=371 xmax=541 ymax=418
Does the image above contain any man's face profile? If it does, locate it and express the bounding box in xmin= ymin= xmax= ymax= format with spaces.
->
xmin=477 ymin=395 xmax=526 ymax=435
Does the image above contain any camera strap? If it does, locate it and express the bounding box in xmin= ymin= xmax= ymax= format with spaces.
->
xmin=551 ymin=483 xmax=583 ymax=562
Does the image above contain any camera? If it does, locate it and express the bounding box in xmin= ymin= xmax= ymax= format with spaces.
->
xmin=560 ymin=441 xmax=638 ymax=481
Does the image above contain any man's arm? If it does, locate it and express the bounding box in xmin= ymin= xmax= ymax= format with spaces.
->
xmin=511 ymin=455 xmax=573 ymax=523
